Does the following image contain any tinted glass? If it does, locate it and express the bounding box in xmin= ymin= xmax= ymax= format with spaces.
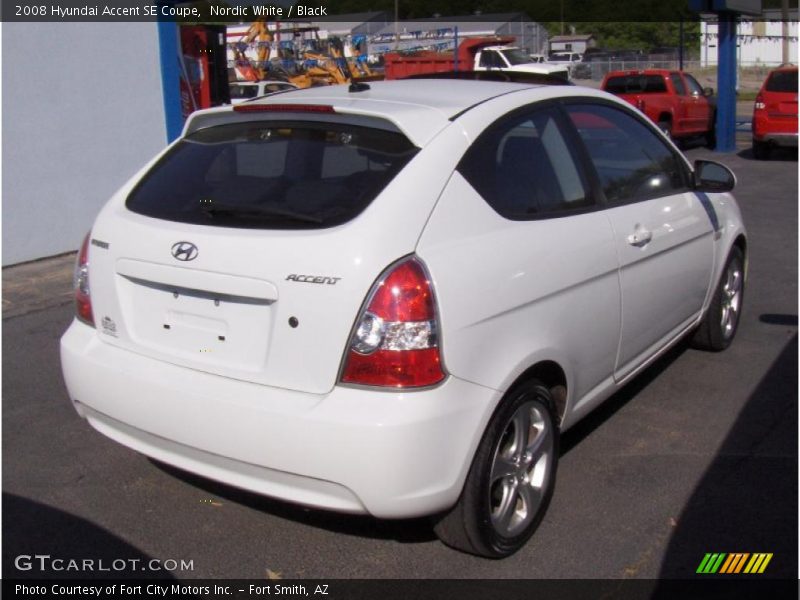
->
xmin=229 ymin=85 xmax=258 ymax=99
xmin=263 ymin=83 xmax=293 ymax=93
xmin=605 ymin=75 xmax=668 ymax=94
xmin=501 ymin=48 xmax=535 ymax=66
xmin=480 ymin=51 xmax=502 ymax=68
xmin=670 ymin=73 xmax=687 ymax=95
xmin=566 ymin=104 xmax=687 ymax=204
xmin=766 ymin=70 xmax=798 ymax=92
xmin=684 ymin=73 xmax=704 ymax=95
xmin=127 ymin=121 xmax=418 ymax=229
xmin=459 ymin=107 xmax=592 ymax=218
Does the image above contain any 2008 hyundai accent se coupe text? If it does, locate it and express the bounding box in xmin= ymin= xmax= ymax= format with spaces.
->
xmin=61 ymin=78 xmax=746 ymax=558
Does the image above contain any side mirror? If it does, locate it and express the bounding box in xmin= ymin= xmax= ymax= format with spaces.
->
xmin=694 ymin=160 xmax=736 ymax=192
xmin=703 ymin=87 xmax=715 ymax=97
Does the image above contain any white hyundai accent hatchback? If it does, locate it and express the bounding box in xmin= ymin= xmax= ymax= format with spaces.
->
xmin=61 ymin=78 xmax=746 ymax=557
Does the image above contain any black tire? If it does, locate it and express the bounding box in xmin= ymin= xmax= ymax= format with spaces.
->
xmin=657 ymin=120 xmax=673 ymax=141
xmin=691 ymin=246 xmax=745 ymax=351
xmin=753 ymin=139 xmax=771 ymax=160
xmin=433 ymin=380 xmax=559 ymax=558
xmin=705 ymin=113 xmax=717 ymax=149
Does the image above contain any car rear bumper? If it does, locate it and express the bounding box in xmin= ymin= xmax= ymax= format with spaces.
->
xmin=754 ymin=132 xmax=798 ymax=147
xmin=60 ymin=320 xmax=497 ymax=518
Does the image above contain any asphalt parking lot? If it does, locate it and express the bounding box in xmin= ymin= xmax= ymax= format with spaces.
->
xmin=3 ymin=141 xmax=797 ymax=584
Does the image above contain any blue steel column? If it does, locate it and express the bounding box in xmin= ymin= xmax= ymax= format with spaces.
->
xmin=716 ymin=12 xmax=737 ymax=152
xmin=157 ymin=11 xmax=184 ymax=142
xmin=453 ymin=27 xmax=459 ymax=71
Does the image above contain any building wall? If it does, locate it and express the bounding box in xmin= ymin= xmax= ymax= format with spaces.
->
xmin=550 ymin=40 xmax=590 ymax=54
xmin=702 ymin=18 xmax=799 ymax=66
xmin=2 ymin=22 xmax=167 ymax=265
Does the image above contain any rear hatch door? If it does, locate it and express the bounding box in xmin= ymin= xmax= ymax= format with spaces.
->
xmin=86 ymin=115 xmax=446 ymax=395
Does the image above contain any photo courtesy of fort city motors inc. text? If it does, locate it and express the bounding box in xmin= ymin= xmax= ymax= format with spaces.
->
xmin=2 ymin=0 xmax=798 ymax=598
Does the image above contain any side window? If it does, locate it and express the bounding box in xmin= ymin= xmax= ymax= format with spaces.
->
xmin=684 ymin=73 xmax=704 ymax=96
xmin=565 ymin=103 xmax=688 ymax=205
xmin=480 ymin=51 xmax=502 ymax=68
xmin=458 ymin=106 xmax=593 ymax=219
xmin=670 ymin=73 xmax=687 ymax=95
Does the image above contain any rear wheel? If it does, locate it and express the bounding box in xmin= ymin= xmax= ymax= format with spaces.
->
xmin=691 ymin=247 xmax=744 ymax=351
xmin=657 ymin=119 xmax=673 ymax=140
xmin=433 ymin=380 xmax=558 ymax=558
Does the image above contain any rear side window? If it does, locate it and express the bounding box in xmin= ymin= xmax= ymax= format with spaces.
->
xmin=566 ymin=103 xmax=688 ymax=205
xmin=229 ymin=85 xmax=258 ymax=100
xmin=766 ymin=70 xmax=798 ymax=92
xmin=458 ymin=106 xmax=592 ymax=219
xmin=126 ymin=121 xmax=418 ymax=229
xmin=479 ymin=51 xmax=503 ymax=68
xmin=605 ymin=75 xmax=668 ymax=94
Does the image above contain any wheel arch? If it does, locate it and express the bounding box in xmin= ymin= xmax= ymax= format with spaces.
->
xmin=504 ymin=360 xmax=568 ymax=427
xmin=733 ymin=233 xmax=749 ymax=281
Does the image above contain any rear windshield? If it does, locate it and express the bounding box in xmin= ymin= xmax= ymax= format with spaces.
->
xmin=766 ymin=70 xmax=798 ymax=93
xmin=126 ymin=120 xmax=418 ymax=229
xmin=604 ymin=75 xmax=668 ymax=94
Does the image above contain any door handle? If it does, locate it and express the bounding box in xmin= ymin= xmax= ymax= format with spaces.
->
xmin=627 ymin=229 xmax=653 ymax=247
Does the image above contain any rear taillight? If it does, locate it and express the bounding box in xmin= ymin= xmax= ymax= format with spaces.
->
xmin=755 ymin=94 xmax=766 ymax=111
xmin=74 ymin=233 xmax=94 ymax=327
xmin=636 ymin=98 xmax=646 ymax=112
xmin=340 ymin=257 xmax=446 ymax=388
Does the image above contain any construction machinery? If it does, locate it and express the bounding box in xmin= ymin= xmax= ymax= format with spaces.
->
xmin=231 ymin=21 xmax=382 ymax=88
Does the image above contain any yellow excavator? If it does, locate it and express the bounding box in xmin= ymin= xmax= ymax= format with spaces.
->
xmin=232 ymin=20 xmax=381 ymax=88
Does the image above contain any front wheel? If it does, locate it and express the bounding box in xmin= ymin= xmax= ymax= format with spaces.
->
xmin=705 ymin=113 xmax=717 ymax=148
xmin=433 ymin=380 xmax=558 ymax=558
xmin=691 ymin=246 xmax=745 ymax=351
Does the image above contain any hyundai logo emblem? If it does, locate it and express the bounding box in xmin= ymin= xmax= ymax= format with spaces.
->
xmin=171 ymin=241 xmax=198 ymax=262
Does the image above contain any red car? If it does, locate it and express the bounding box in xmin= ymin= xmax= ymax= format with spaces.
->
xmin=602 ymin=69 xmax=716 ymax=145
xmin=752 ymin=66 xmax=798 ymax=159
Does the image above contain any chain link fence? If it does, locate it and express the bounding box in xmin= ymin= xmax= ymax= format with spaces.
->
xmin=571 ymin=58 xmax=785 ymax=82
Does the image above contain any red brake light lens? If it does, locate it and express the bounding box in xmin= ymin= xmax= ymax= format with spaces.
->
xmin=74 ymin=233 xmax=94 ymax=327
xmin=340 ymin=257 xmax=446 ymax=388
xmin=365 ymin=260 xmax=436 ymax=322
xmin=233 ymin=103 xmax=335 ymax=113
xmin=755 ymin=94 xmax=765 ymax=111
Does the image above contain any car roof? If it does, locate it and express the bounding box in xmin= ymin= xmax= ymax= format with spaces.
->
xmin=187 ymin=80 xmax=617 ymax=146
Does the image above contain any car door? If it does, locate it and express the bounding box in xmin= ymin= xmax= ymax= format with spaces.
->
xmin=417 ymin=102 xmax=621 ymax=405
xmin=668 ymin=72 xmax=691 ymax=134
xmin=564 ymin=102 xmax=715 ymax=381
xmin=683 ymin=72 xmax=712 ymax=133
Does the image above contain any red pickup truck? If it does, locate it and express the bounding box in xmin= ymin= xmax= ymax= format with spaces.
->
xmin=601 ymin=69 xmax=716 ymax=146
